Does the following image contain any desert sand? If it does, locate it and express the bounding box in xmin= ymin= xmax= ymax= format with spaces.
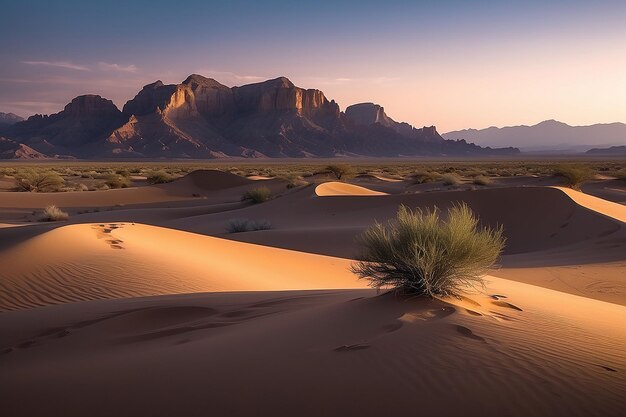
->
xmin=0 ymin=169 xmax=625 ymax=417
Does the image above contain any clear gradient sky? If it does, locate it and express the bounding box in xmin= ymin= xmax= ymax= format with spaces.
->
xmin=1 ymin=0 xmax=625 ymax=132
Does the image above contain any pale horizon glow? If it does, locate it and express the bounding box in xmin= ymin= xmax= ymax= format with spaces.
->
xmin=1 ymin=0 xmax=626 ymax=133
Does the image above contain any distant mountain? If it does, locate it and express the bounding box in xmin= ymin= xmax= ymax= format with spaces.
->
xmin=586 ymin=145 xmax=626 ymax=155
xmin=3 ymin=75 xmax=519 ymax=158
xmin=443 ymin=120 xmax=626 ymax=152
xmin=0 ymin=112 xmax=25 ymax=133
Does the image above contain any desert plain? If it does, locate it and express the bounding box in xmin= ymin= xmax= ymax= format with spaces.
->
xmin=0 ymin=160 xmax=625 ymax=417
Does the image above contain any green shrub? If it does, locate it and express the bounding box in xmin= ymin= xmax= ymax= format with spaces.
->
xmin=442 ymin=173 xmax=462 ymax=186
xmin=146 ymin=170 xmax=174 ymax=184
xmin=104 ymin=174 xmax=131 ymax=189
xmin=326 ymin=164 xmax=355 ymax=180
xmin=39 ymin=205 xmax=69 ymax=221
xmin=351 ymin=204 xmax=504 ymax=298
xmin=554 ymin=165 xmax=594 ymax=190
xmin=14 ymin=170 xmax=65 ymax=192
xmin=473 ymin=175 xmax=492 ymax=186
xmin=242 ymin=187 xmax=272 ymax=203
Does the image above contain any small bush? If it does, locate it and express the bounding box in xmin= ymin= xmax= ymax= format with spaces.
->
xmin=351 ymin=204 xmax=504 ymax=298
xmin=326 ymin=164 xmax=355 ymax=180
xmin=411 ymin=171 xmax=441 ymax=184
xmin=146 ymin=170 xmax=174 ymax=184
xmin=226 ymin=218 xmax=272 ymax=233
xmin=14 ymin=170 xmax=65 ymax=192
xmin=104 ymin=174 xmax=131 ymax=189
xmin=226 ymin=218 xmax=250 ymax=233
xmin=554 ymin=165 xmax=594 ymax=190
xmin=442 ymin=173 xmax=462 ymax=186
xmin=40 ymin=205 xmax=69 ymax=222
xmin=249 ymin=220 xmax=272 ymax=231
xmin=473 ymin=175 xmax=492 ymax=186
xmin=242 ymin=187 xmax=272 ymax=203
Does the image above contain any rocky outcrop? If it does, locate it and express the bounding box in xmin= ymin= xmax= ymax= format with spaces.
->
xmin=6 ymin=95 xmax=125 ymax=153
xmin=0 ymin=137 xmax=49 ymax=159
xmin=2 ymin=75 xmax=519 ymax=158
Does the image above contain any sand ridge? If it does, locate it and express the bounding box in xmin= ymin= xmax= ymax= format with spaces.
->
xmin=315 ymin=181 xmax=388 ymax=196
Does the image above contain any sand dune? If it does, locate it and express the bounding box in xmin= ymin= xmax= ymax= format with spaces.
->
xmin=315 ymin=181 xmax=388 ymax=196
xmin=553 ymin=186 xmax=626 ymax=222
xmin=0 ymin=223 xmax=365 ymax=311
xmin=1 ymin=273 xmax=624 ymax=417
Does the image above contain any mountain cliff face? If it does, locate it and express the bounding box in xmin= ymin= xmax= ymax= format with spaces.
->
xmin=1 ymin=75 xmax=519 ymax=158
xmin=6 ymin=95 xmax=126 ymax=155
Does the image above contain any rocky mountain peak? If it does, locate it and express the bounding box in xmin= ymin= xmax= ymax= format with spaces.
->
xmin=63 ymin=95 xmax=122 ymax=118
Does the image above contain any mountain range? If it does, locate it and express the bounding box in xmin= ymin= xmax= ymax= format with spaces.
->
xmin=443 ymin=120 xmax=626 ymax=152
xmin=0 ymin=75 xmax=518 ymax=159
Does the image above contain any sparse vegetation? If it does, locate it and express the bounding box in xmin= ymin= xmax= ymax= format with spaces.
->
xmin=39 ymin=205 xmax=69 ymax=222
xmin=442 ymin=172 xmax=462 ymax=186
xmin=14 ymin=170 xmax=65 ymax=192
xmin=554 ymin=165 xmax=594 ymax=190
xmin=242 ymin=186 xmax=272 ymax=203
xmin=351 ymin=204 xmax=504 ymax=298
xmin=104 ymin=174 xmax=131 ymax=189
xmin=146 ymin=170 xmax=174 ymax=184
xmin=226 ymin=218 xmax=272 ymax=233
xmin=473 ymin=175 xmax=493 ymax=186
xmin=326 ymin=164 xmax=355 ymax=180
xmin=411 ymin=170 xmax=441 ymax=184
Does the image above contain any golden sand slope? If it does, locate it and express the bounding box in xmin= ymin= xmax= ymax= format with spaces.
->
xmin=1 ymin=274 xmax=624 ymax=417
xmin=315 ymin=181 xmax=388 ymax=196
xmin=553 ymin=186 xmax=626 ymax=223
xmin=0 ymin=223 xmax=365 ymax=311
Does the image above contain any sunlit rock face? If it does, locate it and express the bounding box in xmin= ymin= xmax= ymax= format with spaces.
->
xmin=0 ymin=74 xmax=519 ymax=158
xmin=0 ymin=137 xmax=48 ymax=159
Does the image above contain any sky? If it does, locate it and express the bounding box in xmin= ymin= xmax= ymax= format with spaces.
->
xmin=1 ymin=0 xmax=626 ymax=132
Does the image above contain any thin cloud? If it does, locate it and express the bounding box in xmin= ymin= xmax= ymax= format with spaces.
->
xmin=22 ymin=61 xmax=89 ymax=71
xmin=98 ymin=62 xmax=139 ymax=73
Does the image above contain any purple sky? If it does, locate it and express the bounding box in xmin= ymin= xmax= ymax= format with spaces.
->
xmin=1 ymin=0 xmax=625 ymax=132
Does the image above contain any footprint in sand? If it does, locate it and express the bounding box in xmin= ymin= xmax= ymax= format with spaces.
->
xmin=92 ymin=223 xmax=126 ymax=249
xmin=491 ymin=300 xmax=523 ymax=311
xmin=453 ymin=325 xmax=486 ymax=342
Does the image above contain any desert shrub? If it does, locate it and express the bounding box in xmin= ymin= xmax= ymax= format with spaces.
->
xmin=14 ymin=170 xmax=65 ymax=192
xmin=146 ymin=170 xmax=174 ymax=184
xmin=249 ymin=219 xmax=272 ymax=231
xmin=554 ymin=165 xmax=594 ymax=190
xmin=411 ymin=170 xmax=441 ymax=184
xmin=74 ymin=183 xmax=89 ymax=191
xmin=442 ymin=172 xmax=462 ymax=186
xmin=351 ymin=204 xmax=504 ymax=298
xmin=473 ymin=175 xmax=493 ymax=186
xmin=615 ymin=169 xmax=626 ymax=181
xmin=226 ymin=218 xmax=250 ymax=233
xmin=226 ymin=218 xmax=272 ymax=233
xmin=115 ymin=169 xmax=131 ymax=177
xmin=40 ymin=205 xmax=69 ymax=222
xmin=326 ymin=164 xmax=355 ymax=180
xmin=104 ymin=174 xmax=131 ymax=189
xmin=242 ymin=186 xmax=272 ymax=203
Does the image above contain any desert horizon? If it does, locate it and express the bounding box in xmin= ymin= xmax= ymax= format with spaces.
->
xmin=1 ymin=1 xmax=625 ymax=416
